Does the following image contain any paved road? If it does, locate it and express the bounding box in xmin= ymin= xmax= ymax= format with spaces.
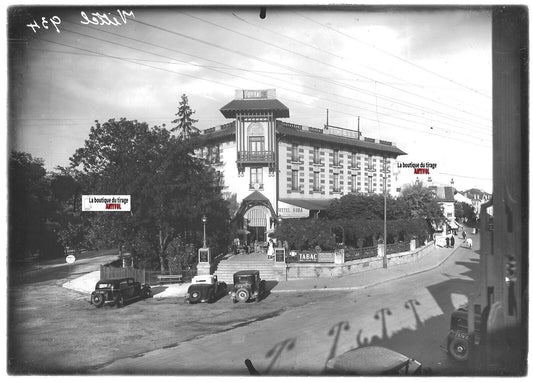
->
xmin=97 ymin=239 xmax=479 ymax=375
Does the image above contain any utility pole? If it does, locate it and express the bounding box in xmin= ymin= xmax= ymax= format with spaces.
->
xmin=383 ymin=158 xmax=388 ymax=269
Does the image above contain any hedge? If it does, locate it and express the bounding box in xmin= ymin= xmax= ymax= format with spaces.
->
xmin=273 ymin=218 xmax=430 ymax=251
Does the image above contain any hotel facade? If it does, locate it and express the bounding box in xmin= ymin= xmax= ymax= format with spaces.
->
xmin=198 ymin=89 xmax=407 ymax=243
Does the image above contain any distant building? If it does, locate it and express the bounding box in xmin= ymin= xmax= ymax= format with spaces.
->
xmin=429 ymin=186 xmax=456 ymax=220
xmin=464 ymin=188 xmax=492 ymax=217
xmin=454 ymin=192 xmax=473 ymax=205
xmin=197 ymin=89 xmax=406 ymax=242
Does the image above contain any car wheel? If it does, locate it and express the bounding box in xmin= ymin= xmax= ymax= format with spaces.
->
xmin=115 ymin=294 xmax=125 ymax=308
xmin=236 ymin=288 xmax=250 ymax=302
xmin=448 ymin=337 xmax=470 ymax=361
xmin=91 ymin=293 xmax=105 ymax=307
xmin=189 ymin=290 xmax=201 ymax=303
xmin=142 ymin=288 xmax=152 ymax=299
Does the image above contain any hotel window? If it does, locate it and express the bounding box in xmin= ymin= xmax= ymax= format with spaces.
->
xmin=313 ymin=172 xmax=320 ymax=191
xmin=291 ymin=169 xmax=299 ymax=190
xmin=351 ymin=153 xmax=358 ymax=168
xmin=333 ymin=174 xmax=340 ymax=192
xmin=351 ymin=174 xmax=357 ymax=192
xmin=212 ymin=145 xmax=220 ymax=163
xmin=249 ymin=136 xmax=264 ymax=152
xmin=333 ymin=149 xmax=340 ymax=166
xmin=216 ymin=171 xmax=224 ymax=187
xmin=313 ymin=147 xmax=320 ymax=164
xmin=291 ymin=144 xmax=299 ymax=162
xmin=250 ymin=167 xmax=263 ymax=188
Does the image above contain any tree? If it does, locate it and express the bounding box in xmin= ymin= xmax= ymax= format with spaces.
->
xmin=455 ymin=201 xmax=476 ymax=225
xmin=70 ymin=118 xmax=231 ymax=272
xmin=399 ymin=183 xmax=443 ymax=219
xmin=327 ymin=193 xmax=409 ymax=220
xmin=171 ymin=94 xmax=199 ymax=140
xmin=48 ymin=167 xmax=87 ymax=254
xmin=8 ymin=151 xmax=62 ymax=263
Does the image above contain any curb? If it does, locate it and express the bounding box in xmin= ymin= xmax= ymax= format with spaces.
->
xmin=270 ymin=245 xmax=463 ymax=293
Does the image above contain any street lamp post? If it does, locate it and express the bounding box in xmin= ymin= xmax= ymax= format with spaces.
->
xmin=202 ymin=215 xmax=207 ymax=248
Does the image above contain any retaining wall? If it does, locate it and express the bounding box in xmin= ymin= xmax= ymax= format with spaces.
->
xmin=284 ymin=241 xmax=435 ymax=280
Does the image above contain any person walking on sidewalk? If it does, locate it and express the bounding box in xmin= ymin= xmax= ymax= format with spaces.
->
xmin=462 ymin=231 xmax=467 ymax=241
xmin=445 ymin=236 xmax=450 ymax=248
xmin=450 ymin=235 xmax=455 ymax=248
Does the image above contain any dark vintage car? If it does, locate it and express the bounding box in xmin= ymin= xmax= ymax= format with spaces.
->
xmin=185 ymin=275 xmax=228 ymax=304
xmin=325 ymin=346 xmax=422 ymax=375
xmin=90 ymin=277 xmax=152 ymax=308
xmin=447 ymin=304 xmax=482 ymax=361
xmin=231 ymin=270 xmax=266 ymax=303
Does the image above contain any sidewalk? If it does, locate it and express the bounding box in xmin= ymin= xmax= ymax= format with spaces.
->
xmin=270 ymin=241 xmax=469 ymax=293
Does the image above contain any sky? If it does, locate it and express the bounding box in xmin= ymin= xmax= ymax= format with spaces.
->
xmin=7 ymin=4 xmax=493 ymax=193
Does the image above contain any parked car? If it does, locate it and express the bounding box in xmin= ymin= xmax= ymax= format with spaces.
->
xmin=325 ymin=346 xmax=422 ymax=375
xmin=231 ymin=270 xmax=266 ymax=303
xmin=90 ymin=277 xmax=151 ymax=308
xmin=185 ymin=275 xmax=228 ymax=304
xmin=447 ymin=304 xmax=482 ymax=361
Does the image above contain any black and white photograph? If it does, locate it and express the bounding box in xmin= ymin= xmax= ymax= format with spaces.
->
xmin=6 ymin=2 xmax=528 ymax=376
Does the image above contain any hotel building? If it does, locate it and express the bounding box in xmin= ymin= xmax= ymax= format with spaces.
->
xmin=198 ymin=89 xmax=407 ymax=243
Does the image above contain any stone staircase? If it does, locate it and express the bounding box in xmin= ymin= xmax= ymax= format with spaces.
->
xmin=214 ymin=252 xmax=286 ymax=283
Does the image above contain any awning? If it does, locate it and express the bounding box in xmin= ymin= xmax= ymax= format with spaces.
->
xmin=279 ymin=198 xmax=333 ymax=211
xmin=447 ymin=218 xmax=463 ymax=229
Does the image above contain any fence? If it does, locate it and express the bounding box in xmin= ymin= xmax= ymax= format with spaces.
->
xmin=385 ymin=241 xmax=411 ymax=255
xmin=344 ymin=246 xmax=379 ymax=262
xmin=100 ymin=265 xmax=146 ymax=284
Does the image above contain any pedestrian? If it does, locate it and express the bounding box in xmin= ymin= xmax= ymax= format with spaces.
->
xmin=462 ymin=231 xmax=466 ymax=241
xmin=450 ymin=235 xmax=455 ymax=248
xmin=445 ymin=236 xmax=450 ymax=248
xmin=267 ymin=239 xmax=274 ymax=259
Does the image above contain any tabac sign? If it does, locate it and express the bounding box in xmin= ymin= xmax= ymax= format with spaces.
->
xmin=298 ymin=251 xmax=318 ymax=263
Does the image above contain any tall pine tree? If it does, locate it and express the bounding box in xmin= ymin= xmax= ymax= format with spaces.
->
xmin=171 ymin=94 xmax=199 ymax=140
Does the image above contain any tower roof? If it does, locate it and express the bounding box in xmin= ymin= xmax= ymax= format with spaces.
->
xmin=219 ymin=89 xmax=290 ymax=119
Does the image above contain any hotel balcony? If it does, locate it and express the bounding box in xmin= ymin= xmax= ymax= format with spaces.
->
xmin=237 ymin=150 xmax=276 ymax=174
xmin=237 ymin=150 xmax=275 ymax=164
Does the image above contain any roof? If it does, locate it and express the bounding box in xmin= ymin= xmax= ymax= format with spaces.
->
xmin=454 ymin=192 xmax=472 ymax=205
xmin=279 ymin=198 xmax=333 ymax=210
xmin=220 ymin=99 xmax=290 ymax=118
xmin=430 ymin=186 xmax=455 ymax=202
xmin=243 ymin=190 xmax=270 ymax=202
xmin=199 ymin=122 xmax=406 ymax=158
xmin=277 ymin=125 xmax=407 ymax=157
xmin=233 ymin=270 xmax=260 ymax=276
xmin=325 ymin=346 xmax=411 ymax=374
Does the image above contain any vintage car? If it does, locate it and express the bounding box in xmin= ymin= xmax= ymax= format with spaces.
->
xmin=325 ymin=346 xmax=422 ymax=375
xmin=231 ymin=270 xmax=266 ymax=303
xmin=90 ymin=277 xmax=152 ymax=308
xmin=447 ymin=304 xmax=482 ymax=361
xmin=185 ymin=274 xmax=228 ymax=304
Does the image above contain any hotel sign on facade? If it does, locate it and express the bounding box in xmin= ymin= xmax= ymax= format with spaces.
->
xmin=277 ymin=201 xmax=309 ymax=218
